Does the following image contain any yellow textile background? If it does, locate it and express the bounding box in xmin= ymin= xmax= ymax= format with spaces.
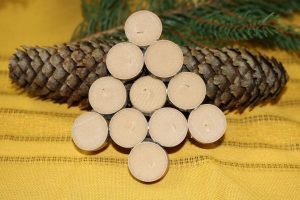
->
xmin=0 ymin=1 xmax=300 ymax=199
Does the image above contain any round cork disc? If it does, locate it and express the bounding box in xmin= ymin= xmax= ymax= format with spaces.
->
xmin=125 ymin=10 xmax=162 ymax=46
xmin=188 ymin=104 xmax=227 ymax=144
xmin=72 ymin=112 xmax=108 ymax=151
xmin=106 ymin=42 xmax=144 ymax=80
xmin=129 ymin=76 xmax=167 ymax=114
xmin=88 ymin=76 xmax=127 ymax=114
xmin=109 ymin=108 xmax=148 ymax=148
xmin=149 ymin=107 xmax=188 ymax=147
xmin=144 ymin=40 xmax=183 ymax=78
xmin=128 ymin=142 xmax=169 ymax=182
xmin=168 ymin=72 xmax=206 ymax=110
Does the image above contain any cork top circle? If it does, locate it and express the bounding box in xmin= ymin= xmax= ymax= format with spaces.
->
xmin=109 ymin=108 xmax=148 ymax=148
xmin=106 ymin=42 xmax=144 ymax=80
xmin=88 ymin=76 xmax=127 ymax=114
xmin=168 ymin=72 xmax=206 ymax=110
xmin=128 ymin=142 xmax=169 ymax=182
xmin=129 ymin=76 xmax=167 ymax=114
xmin=72 ymin=112 xmax=108 ymax=151
xmin=125 ymin=10 xmax=162 ymax=46
xmin=145 ymin=40 xmax=183 ymax=78
xmin=149 ymin=107 xmax=188 ymax=147
xmin=188 ymin=104 xmax=227 ymax=144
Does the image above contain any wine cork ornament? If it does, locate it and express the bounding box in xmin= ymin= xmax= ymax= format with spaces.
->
xmin=88 ymin=76 xmax=127 ymax=115
xmin=128 ymin=142 xmax=169 ymax=182
xmin=149 ymin=107 xmax=188 ymax=147
xmin=125 ymin=10 xmax=162 ymax=46
xmin=144 ymin=40 xmax=183 ymax=79
xmin=167 ymin=72 xmax=206 ymax=110
xmin=109 ymin=108 xmax=148 ymax=148
xmin=72 ymin=112 xmax=108 ymax=151
xmin=68 ymin=9 xmax=230 ymax=183
xmin=106 ymin=42 xmax=144 ymax=80
xmin=188 ymin=104 xmax=227 ymax=144
xmin=129 ymin=76 xmax=167 ymax=114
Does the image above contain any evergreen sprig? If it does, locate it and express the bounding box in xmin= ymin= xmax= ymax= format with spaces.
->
xmin=72 ymin=0 xmax=130 ymax=40
xmin=72 ymin=0 xmax=300 ymax=51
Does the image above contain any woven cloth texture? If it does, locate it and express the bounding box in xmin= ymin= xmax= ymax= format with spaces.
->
xmin=0 ymin=0 xmax=299 ymax=199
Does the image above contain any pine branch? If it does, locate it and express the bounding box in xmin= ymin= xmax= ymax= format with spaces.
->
xmin=72 ymin=0 xmax=206 ymax=40
xmin=72 ymin=0 xmax=130 ymax=40
xmin=258 ymin=26 xmax=300 ymax=51
xmin=73 ymin=0 xmax=300 ymax=51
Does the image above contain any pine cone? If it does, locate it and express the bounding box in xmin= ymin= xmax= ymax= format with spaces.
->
xmin=8 ymin=40 xmax=288 ymax=111
xmin=183 ymin=47 xmax=288 ymax=111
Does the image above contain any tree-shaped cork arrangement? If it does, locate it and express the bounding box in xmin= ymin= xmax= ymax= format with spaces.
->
xmin=71 ymin=10 xmax=227 ymax=183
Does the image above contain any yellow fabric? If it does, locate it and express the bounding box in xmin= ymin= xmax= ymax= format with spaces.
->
xmin=0 ymin=1 xmax=300 ymax=199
